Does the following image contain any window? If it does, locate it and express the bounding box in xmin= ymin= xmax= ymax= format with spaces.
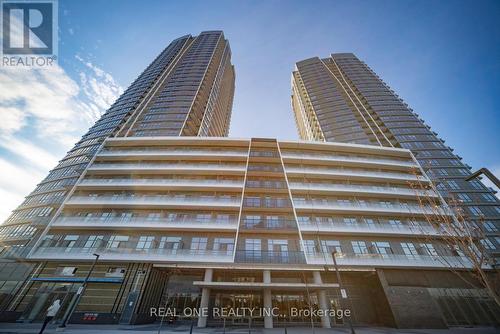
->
xmin=106 ymin=235 xmax=129 ymax=248
xmin=245 ymin=239 xmax=261 ymax=259
xmin=351 ymin=241 xmax=368 ymax=255
xmin=320 ymin=240 xmax=341 ymax=254
xmin=401 ymin=242 xmax=419 ymax=258
xmin=373 ymin=242 xmax=392 ymax=257
xmin=84 ymin=235 xmax=104 ymax=249
xmin=469 ymin=180 xmax=484 ymax=190
xmin=419 ymin=243 xmax=438 ymax=256
xmin=343 ymin=218 xmax=357 ymax=226
xmin=106 ymin=267 xmax=126 ymax=277
xmin=302 ymin=240 xmax=317 ymax=254
xmin=388 ymin=219 xmax=403 ymax=228
xmin=136 ymin=236 xmax=155 ymax=250
xmin=483 ymin=221 xmax=498 ymax=232
xmin=481 ymin=239 xmax=495 ymax=250
xmin=469 ymin=206 xmax=483 ymax=216
xmin=481 ymin=194 xmax=497 ymax=203
xmin=61 ymin=235 xmax=79 ymax=251
xmin=159 ymin=236 xmax=181 ymax=253
xmin=213 ymin=238 xmax=234 ymax=255
xmin=56 ymin=266 xmax=77 ymax=276
xmin=456 ymin=193 xmax=472 ymax=203
xmin=190 ymin=237 xmax=208 ymax=252
xmin=446 ymin=180 xmax=460 ymax=190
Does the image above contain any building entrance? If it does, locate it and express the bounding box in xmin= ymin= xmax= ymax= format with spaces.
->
xmin=212 ymin=291 xmax=263 ymax=325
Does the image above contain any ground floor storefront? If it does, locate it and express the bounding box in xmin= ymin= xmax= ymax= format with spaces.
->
xmin=1 ymin=262 xmax=499 ymax=329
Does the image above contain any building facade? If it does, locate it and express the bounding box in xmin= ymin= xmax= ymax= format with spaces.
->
xmin=291 ymin=54 xmax=500 ymax=263
xmin=4 ymin=137 xmax=498 ymax=328
xmin=0 ymin=31 xmax=234 ymax=317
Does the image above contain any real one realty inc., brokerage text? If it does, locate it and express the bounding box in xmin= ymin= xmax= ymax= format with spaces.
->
xmin=150 ymin=307 xmax=351 ymax=319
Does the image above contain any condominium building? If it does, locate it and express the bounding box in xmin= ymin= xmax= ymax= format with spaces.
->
xmin=291 ymin=53 xmax=500 ymax=261
xmin=291 ymin=54 xmax=500 ymax=328
xmin=0 ymin=31 xmax=234 ymax=316
xmin=2 ymin=137 xmax=497 ymax=328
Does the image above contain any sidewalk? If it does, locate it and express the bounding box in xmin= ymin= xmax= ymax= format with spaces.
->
xmin=0 ymin=323 xmax=498 ymax=334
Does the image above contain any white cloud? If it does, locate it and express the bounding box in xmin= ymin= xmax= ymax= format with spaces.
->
xmin=0 ymin=57 xmax=123 ymax=222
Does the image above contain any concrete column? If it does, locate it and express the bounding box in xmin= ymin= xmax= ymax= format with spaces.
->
xmin=197 ymin=268 xmax=213 ymax=328
xmin=313 ymin=271 xmax=331 ymax=328
xmin=263 ymin=270 xmax=273 ymax=329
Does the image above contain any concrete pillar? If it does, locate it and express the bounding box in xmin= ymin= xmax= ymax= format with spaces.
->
xmin=197 ymin=268 xmax=213 ymax=328
xmin=263 ymin=270 xmax=273 ymax=329
xmin=313 ymin=271 xmax=331 ymax=328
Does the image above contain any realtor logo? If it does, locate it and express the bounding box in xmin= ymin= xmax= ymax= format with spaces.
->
xmin=1 ymin=0 xmax=57 ymax=66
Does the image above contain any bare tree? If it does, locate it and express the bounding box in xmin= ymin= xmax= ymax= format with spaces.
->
xmin=407 ymin=168 xmax=500 ymax=307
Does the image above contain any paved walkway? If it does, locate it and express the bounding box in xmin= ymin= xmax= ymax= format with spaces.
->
xmin=0 ymin=323 xmax=498 ymax=334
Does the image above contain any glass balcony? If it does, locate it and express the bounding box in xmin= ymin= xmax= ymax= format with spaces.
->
xmin=66 ymin=195 xmax=241 ymax=208
xmin=281 ymin=151 xmax=417 ymax=168
xmin=293 ymin=199 xmax=445 ymax=216
xmin=30 ymin=246 xmax=234 ymax=262
xmin=54 ymin=216 xmax=239 ymax=230
xmin=286 ymin=166 xmax=425 ymax=182
xmin=99 ymin=148 xmax=248 ymax=157
xmin=88 ymin=163 xmax=246 ymax=172
xmin=235 ymin=250 xmax=306 ymax=264
xmin=243 ymin=198 xmax=292 ymax=208
xmin=240 ymin=219 xmax=298 ymax=230
xmin=288 ymin=182 xmax=437 ymax=198
xmin=0 ymin=245 xmax=30 ymax=259
xmin=78 ymin=178 xmax=244 ymax=188
xmin=305 ymin=252 xmax=474 ymax=269
xmin=298 ymin=220 xmax=440 ymax=236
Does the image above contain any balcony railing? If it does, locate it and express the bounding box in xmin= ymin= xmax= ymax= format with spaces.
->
xmin=281 ymin=152 xmax=417 ymax=168
xmin=98 ymin=148 xmax=247 ymax=157
xmin=30 ymin=247 xmax=234 ymax=262
xmin=299 ymin=221 xmax=440 ymax=236
xmin=243 ymin=199 xmax=292 ymax=208
xmin=54 ymin=216 xmax=239 ymax=230
xmin=288 ymin=182 xmax=436 ymax=198
xmin=66 ymin=195 xmax=241 ymax=207
xmin=79 ymin=178 xmax=244 ymax=188
xmin=240 ymin=219 xmax=298 ymax=230
xmin=88 ymin=163 xmax=246 ymax=172
xmin=0 ymin=246 xmax=31 ymax=259
xmin=293 ymin=199 xmax=446 ymax=216
xmin=305 ymin=252 xmax=474 ymax=269
xmin=286 ymin=167 xmax=425 ymax=182
xmin=235 ymin=250 xmax=306 ymax=264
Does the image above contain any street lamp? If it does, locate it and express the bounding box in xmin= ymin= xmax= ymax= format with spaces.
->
xmin=330 ymin=251 xmax=355 ymax=334
xmin=59 ymin=253 xmax=100 ymax=329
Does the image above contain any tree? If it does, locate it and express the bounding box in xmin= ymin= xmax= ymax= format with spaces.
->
xmin=407 ymin=169 xmax=500 ymax=307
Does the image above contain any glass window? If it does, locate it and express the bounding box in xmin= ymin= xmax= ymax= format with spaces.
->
xmin=351 ymin=241 xmax=368 ymax=255
xmin=190 ymin=237 xmax=208 ymax=252
xmin=373 ymin=241 xmax=392 ymax=256
xmin=401 ymin=242 xmax=419 ymax=258
xmin=136 ymin=236 xmax=155 ymax=250
xmin=106 ymin=235 xmax=129 ymax=248
xmin=419 ymin=243 xmax=438 ymax=256
xmin=320 ymin=240 xmax=341 ymax=254
xmin=84 ymin=235 xmax=104 ymax=249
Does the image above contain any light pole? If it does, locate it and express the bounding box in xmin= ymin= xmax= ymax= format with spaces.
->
xmin=331 ymin=251 xmax=355 ymax=334
xmin=59 ymin=253 xmax=100 ymax=329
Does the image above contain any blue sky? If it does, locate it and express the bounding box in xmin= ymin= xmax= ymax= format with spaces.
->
xmin=0 ymin=0 xmax=499 ymax=221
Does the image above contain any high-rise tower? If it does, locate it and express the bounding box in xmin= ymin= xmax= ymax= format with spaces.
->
xmin=0 ymin=31 xmax=234 ymax=315
xmin=292 ymin=53 xmax=499 ymax=259
xmin=0 ymin=31 xmax=234 ymax=257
